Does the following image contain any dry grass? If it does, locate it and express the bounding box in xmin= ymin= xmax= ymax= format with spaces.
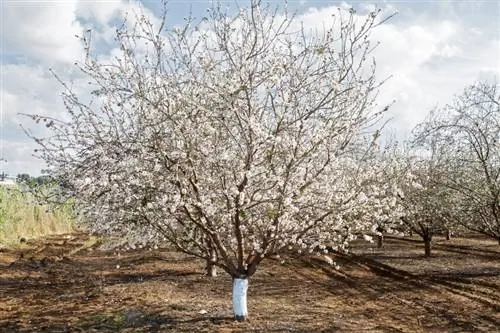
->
xmin=0 ymin=185 xmax=75 ymax=246
xmin=1 ymin=234 xmax=499 ymax=332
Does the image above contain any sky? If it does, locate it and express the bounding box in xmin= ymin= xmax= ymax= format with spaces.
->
xmin=0 ymin=0 xmax=499 ymax=176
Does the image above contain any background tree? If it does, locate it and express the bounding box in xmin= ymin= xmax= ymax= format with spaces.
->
xmin=16 ymin=174 xmax=56 ymax=188
xmin=365 ymin=140 xmax=406 ymax=248
xmin=413 ymin=80 xmax=500 ymax=243
xmin=26 ymin=1 xmax=394 ymax=320
xmin=397 ymin=151 xmax=456 ymax=257
xmin=16 ymin=173 xmax=32 ymax=185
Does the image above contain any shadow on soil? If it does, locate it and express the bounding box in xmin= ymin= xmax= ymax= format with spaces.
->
xmin=3 ymin=306 xmax=235 ymax=333
xmin=1 ymin=234 xmax=499 ymax=332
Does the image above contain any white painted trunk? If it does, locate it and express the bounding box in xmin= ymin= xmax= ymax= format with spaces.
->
xmin=232 ymin=278 xmax=248 ymax=321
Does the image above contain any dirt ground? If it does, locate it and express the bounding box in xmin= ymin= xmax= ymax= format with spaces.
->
xmin=1 ymin=234 xmax=499 ymax=333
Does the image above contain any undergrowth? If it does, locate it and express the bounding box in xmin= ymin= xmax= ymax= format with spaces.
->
xmin=0 ymin=184 xmax=75 ymax=246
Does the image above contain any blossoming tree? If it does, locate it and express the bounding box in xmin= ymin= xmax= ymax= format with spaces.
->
xmin=413 ymin=81 xmax=500 ymax=244
xmin=396 ymin=150 xmax=457 ymax=256
xmin=360 ymin=140 xmax=406 ymax=248
xmin=26 ymin=1 xmax=394 ymax=320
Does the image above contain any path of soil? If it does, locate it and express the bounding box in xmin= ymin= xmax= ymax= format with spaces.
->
xmin=1 ymin=234 xmax=499 ymax=332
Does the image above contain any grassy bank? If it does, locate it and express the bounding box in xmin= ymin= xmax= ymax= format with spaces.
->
xmin=0 ymin=185 xmax=75 ymax=246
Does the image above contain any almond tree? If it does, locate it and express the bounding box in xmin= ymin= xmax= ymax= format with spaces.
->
xmin=26 ymin=1 xmax=394 ymax=320
xmin=397 ymin=152 xmax=455 ymax=257
xmin=365 ymin=141 xmax=406 ymax=248
xmin=413 ymin=81 xmax=500 ymax=243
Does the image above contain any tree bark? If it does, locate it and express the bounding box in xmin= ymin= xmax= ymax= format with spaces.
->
xmin=445 ymin=229 xmax=451 ymax=241
xmin=377 ymin=234 xmax=384 ymax=248
xmin=206 ymin=260 xmax=217 ymax=277
xmin=424 ymin=236 xmax=432 ymax=257
xmin=232 ymin=278 xmax=248 ymax=321
xmin=206 ymin=248 xmax=217 ymax=277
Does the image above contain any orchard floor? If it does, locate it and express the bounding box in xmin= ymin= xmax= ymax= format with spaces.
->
xmin=1 ymin=234 xmax=499 ymax=332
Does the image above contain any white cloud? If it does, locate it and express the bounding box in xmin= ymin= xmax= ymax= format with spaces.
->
xmin=1 ymin=0 xmax=160 ymax=64
xmin=0 ymin=139 xmax=43 ymax=176
xmin=438 ymin=44 xmax=461 ymax=58
xmin=0 ymin=64 xmax=63 ymax=176
xmin=1 ymin=64 xmax=68 ymax=126
xmin=75 ymin=0 xmax=163 ymax=48
xmin=1 ymin=0 xmax=85 ymax=65
xmin=76 ymin=1 xmax=124 ymax=26
xmin=360 ymin=3 xmax=377 ymax=13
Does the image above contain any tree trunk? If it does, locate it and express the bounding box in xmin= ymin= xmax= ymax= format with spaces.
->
xmin=377 ymin=234 xmax=384 ymax=248
xmin=445 ymin=229 xmax=451 ymax=241
xmin=206 ymin=260 xmax=217 ymax=277
xmin=232 ymin=278 xmax=248 ymax=321
xmin=424 ymin=236 xmax=432 ymax=257
xmin=206 ymin=248 xmax=217 ymax=277
xmin=409 ymin=229 xmax=413 ymax=237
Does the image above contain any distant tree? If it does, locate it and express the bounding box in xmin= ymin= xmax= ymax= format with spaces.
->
xmin=413 ymin=81 xmax=500 ymax=244
xmin=16 ymin=173 xmax=32 ymax=184
xmin=26 ymin=1 xmax=395 ymax=320
xmin=373 ymin=142 xmax=406 ymax=248
xmin=397 ymin=150 xmax=455 ymax=257
xmin=34 ymin=175 xmax=56 ymax=186
xmin=16 ymin=173 xmax=56 ymax=188
xmin=351 ymin=139 xmax=405 ymax=248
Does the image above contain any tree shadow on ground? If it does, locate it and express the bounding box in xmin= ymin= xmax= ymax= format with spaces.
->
xmin=2 ymin=234 xmax=499 ymax=332
xmin=2 ymin=305 xmax=236 ymax=333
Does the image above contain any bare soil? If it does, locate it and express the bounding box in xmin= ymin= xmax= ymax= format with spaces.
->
xmin=1 ymin=234 xmax=499 ymax=332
